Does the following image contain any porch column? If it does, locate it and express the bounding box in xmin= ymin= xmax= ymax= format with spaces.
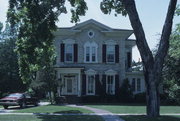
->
xmin=78 ymin=73 xmax=81 ymax=97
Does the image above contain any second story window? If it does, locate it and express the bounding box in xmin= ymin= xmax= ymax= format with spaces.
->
xmin=107 ymin=45 xmax=115 ymax=63
xmin=65 ymin=44 xmax=73 ymax=62
xmin=84 ymin=42 xmax=98 ymax=63
xmin=86 ymin=47 xmax=90 ymax=62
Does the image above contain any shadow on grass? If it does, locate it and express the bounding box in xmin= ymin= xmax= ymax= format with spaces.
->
xmin=121 ymin=115 xmax=180 ymax=121
xmin=83 ymin=103 xmax=146 ymax=106
xmin=36 ymin=115 xmax=104 ymax=121
xmin=54 ymin=110 xmax=83 ymax=114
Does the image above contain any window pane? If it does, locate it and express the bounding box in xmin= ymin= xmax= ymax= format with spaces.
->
xmin=107 ymin=45 xmax=115 ymax=62
xmin=107 ymin=75 xmax=114 ymax=95
xmin=92 ymin=47 xmax=96 ymax=62
xmin=137 ymin=78 xmax=141 ymax=91
xmin=66 ymin=44 xmax=73 ymax=61
xmin=67 ymin=78 xmax=72 ymax=93
xmin=88 ymin=75 xmax=94 ymax=94
xmin=86 ymin=47 xmax=90 ymax=62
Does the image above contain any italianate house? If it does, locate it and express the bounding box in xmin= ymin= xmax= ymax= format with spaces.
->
xmin=54 ymin=19 xmax=145 ymax=103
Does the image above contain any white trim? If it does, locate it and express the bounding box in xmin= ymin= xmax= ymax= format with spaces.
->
xmin=85 ymin=69 xmax=97 ymax=75
xmin=88 ymin=30 xmax=95 ymax=38
xmin=86 ymin=75 xmax=95 ymax=95
xmin=65 ymin=44 xmax=74 ymax=63
xmin=106 ymin=75 xmax=115 ymax=95
xmin=104 ymin=40 xmax=117 ymax=45
xmin=106 ymin=45 xmax=115 ymax=63
xmin=62 ymin=39 xmax=75 ymax=44
xmin=105 ymin=69 xmax=117 ymax=75
xmin=84 ymin=41 xmax=98 ymax=63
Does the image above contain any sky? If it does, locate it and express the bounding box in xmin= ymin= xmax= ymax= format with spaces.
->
xmin=0 ymin=0 xmax=179 ymax=62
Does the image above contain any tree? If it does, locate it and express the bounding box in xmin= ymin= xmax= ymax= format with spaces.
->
xmin=0 ymin=22 xmax=26 ymax=97
xmin=100 ymin=0 xmax=177 ymax=117
xmin=7 ymin=0 xmax=88 ymax=85
xmin=162 ymin=23 xmax=180 ymax=104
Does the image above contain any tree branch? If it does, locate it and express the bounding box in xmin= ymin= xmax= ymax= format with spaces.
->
xmin=121 ymin=0 xmax=154 ymax=71
xmin=154 ymin=0 xmax=177 ymax=76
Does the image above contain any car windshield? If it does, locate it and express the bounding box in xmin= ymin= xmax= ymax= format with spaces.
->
xmin=7 ymin=94 xmax=23 ymax=98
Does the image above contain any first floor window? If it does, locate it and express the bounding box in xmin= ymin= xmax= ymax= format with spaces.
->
xmin=87 ymin=75 xmax=95 ymax=95
xmin=106 ymin=75 xmax=115 ymax=95
xmin=107 ymin=45 xmax=115 ymax=63
xmin=65 ymin=44 xmax=73 ymax=62
xmin=67 ymin=78 xmax=73 ymax=93
xmin=131 ymin=78 xmax=141 ymax=92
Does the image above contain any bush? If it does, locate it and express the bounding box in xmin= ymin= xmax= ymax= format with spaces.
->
xmin=134 ymin=93 xmax=146 ymax=103
xmin=117 ymin=78 xmax=133 ymax=102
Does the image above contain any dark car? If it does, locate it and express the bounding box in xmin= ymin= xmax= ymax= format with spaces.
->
xmin=0 ymin=93 xmax=39 ymax=109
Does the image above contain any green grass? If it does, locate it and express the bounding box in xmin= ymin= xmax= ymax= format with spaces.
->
xmin=87 ymin=104 xmax=180 ymax=114
xmin=14 ymin=105 xmax=93 ymax=114
xmin=0 ymin=115 xmax=104 ymax=121
xmin=121 ymin=115 xmax=180 ymax=121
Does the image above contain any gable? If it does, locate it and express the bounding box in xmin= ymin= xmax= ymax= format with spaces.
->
xmin=71 ymin=19 xmax=113 ymax=31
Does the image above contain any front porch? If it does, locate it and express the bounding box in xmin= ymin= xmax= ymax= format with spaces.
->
xmin=56 ymin=67 xmax=84 ymax=97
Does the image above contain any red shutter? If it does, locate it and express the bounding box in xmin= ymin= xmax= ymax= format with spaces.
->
xmin=82 ymin=74 xmax=86 ymax=95
xmin=102 ymin=75 xmax=106 ymax=94
xmin=95 ymin=74 xmax=100 ymax=95
xmin=115 ymin=45 xmax=119 ymax=63
xmin=60 ymin=43 xmax=64 ymax=62
xmin=127 ymin=52 xmax=132 ymax=68
xmin=102 ymin=44 xmax=106 ymax=63
xmin=115 ymin=75 xmax=120 ymax=95
xmin=74 ymin=44 xmax=78 ymax=62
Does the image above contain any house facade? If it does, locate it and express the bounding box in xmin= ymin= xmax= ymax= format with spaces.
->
xmin=54 ymin=19 xmax=145 ymax=103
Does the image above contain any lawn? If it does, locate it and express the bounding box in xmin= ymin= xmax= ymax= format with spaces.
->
xmin=87 ymin=104 xmax=180 ymax=114
xmin=14 ymin=105 xmax=93 ymax=114
xmin=0 ymin=115 xmax=104 ymax=121
xmin=121 ymin=115 xmax=180 ymax=121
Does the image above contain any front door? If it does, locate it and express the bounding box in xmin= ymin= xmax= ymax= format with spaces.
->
xmin=64 ymin=76 xmax=77 ymax=95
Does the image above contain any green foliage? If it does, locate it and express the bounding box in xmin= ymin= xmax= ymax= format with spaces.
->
xmin=118 ymin=78 xmax=133 ymax=102
xmin=100 ymin=0 xmax=127 ymax=16
xmin=163 ymin=23 xmax=180 ymax=104
xmin=7 ymin=0 xmax=88 ymax=85
xmin=0 ymin=23 xmax=26 ymax=97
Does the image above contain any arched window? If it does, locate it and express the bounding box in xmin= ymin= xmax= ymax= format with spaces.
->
xmin=84 ymin=42 xmax=98 ymax=63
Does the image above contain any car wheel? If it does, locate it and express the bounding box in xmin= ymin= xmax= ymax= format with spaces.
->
xmin=20 ymin=102 xmax=26 ymax=109
xmin=3 ymin=105 xmax=8 ymax=109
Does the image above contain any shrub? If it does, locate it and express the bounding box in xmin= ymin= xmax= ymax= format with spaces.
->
xmin=117 ymin=78 xmax=133 ymax=102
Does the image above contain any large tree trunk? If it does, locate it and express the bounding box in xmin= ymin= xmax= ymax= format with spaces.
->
xmin=145 ymin=70 xmax=160 ymax=117
xmin=121 ymin=0 xmax=177 ymax=117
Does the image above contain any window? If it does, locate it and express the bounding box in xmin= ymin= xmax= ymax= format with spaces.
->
xmin=107 ymin=45 xmax=115 ymax=63
xmin=65 ymin=44 xmax=73 ymax=62
xmin=106 ymin=75 xmax=115 ymax=95
xmin=86 ymin=75 xmax=95 ymax=95
xmin=137 ymin=78 xmax=141 ymax=91
xmin=92 ymin=47 xmax=96 ymax=62
xmin=84 ymin=42 xmax=97 ymax=63
xmin=67 ymin=78 xmax=73 ymax=93
xmin=131 ymin=78 xmax=141 ymax=92
xmin=86 ymin=47 xmax=90 ymax=62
